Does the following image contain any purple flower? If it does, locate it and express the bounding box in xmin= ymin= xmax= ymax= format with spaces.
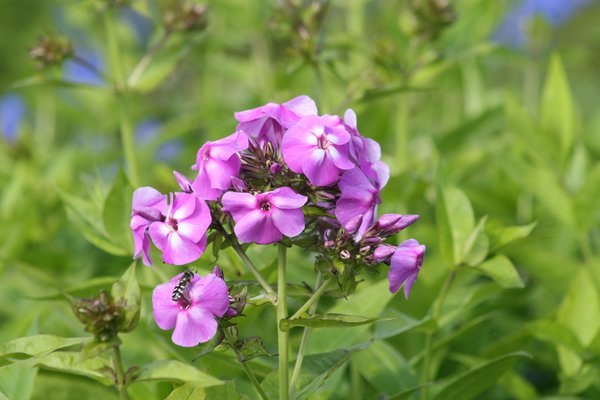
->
xmin=344 ymin=109 xmax=390 ymax=190
xmin=131 ymin=187 xmax=167 ymax=266
xmin=149 ymin=192 xmax=212 ymax=265
xmin=152 ymin=271 xmax=229 ymax=347
xmin=234 ymin=95 xmax=317 ymax=147
xmin=0 ymin=94 xmax=26 ymax=142
xmin=388 ymin=239 xmax=426 ymax=298
xmin=222 ymin=187 xmax=308 ymax=244
xmin=173 ymin=170 xmax=193 ymax=193
xmin=282 ymin=115 xmax=355 ymax=186
xmin=377 ymin=213 xmax=420 ymax=235
xmin=191 ymin=131 xmax=249 ymax=200
xmin=335 ymin=168 xmax=381 ymax=240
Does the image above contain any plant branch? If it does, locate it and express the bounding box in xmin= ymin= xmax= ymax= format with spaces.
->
xmin=127 ymin=30 xmax=172 ymax=88
xmin=289 ymin=272 xmax=322 ymax=398
xmin=229 ymin=238 xmax=277 ymax=303
xmin=289 ymin=276 xmax=332 ymax=320
xmin=277 ymin=244 xmax=289 ymax=400
xmin=112 ymin=345 xmax=130 ymax=400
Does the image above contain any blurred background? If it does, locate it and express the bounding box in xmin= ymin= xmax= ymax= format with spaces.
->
xmin=2 ymin=0 xmax=600 ymax=399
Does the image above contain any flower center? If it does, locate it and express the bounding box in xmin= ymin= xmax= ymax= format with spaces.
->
xmin=201 ymin=148 xmax=210 ymax=162
xmin=178 ymin=297 xmax=191 ymax=309
xmin=260 ymin=200 xmax=271 ymax=211
xmin=317 ymin=134 xmax=331 ymax=150
xmin=167 ymin=217 xmax=179 ymax=231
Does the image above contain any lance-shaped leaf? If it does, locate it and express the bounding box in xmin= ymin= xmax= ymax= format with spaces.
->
xmin=461 ymin=216 xmax=489 ymax=266
xmin=235 ymin=336 xmax=272 ymax=362
xmin=489 ymin=222 xmax=537 ymax=252
xmin=476 ymin=255 xmax=524 ymax=289
xmin=102 ymin=167 xmax=133 ymax=252
xmin=432 ymin=352 xmax=531 ymax=400
xmin=0 ymin=335 xmax=87 ymax=367
xmin=280 ymin=313 xmax=392 ymax=332
xmin=111 ymin=262 xmax=140 ymax=333
xmin=24 ymin=351 xmax=114 ymax=386
xmin=165 ymin=381 xmax=247 ymax=400
xmin=128 ymin=360 xmax=223 ymax=387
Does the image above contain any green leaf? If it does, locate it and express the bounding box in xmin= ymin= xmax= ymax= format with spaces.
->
xmin=433 ymin=352 xmax=530 ymax=400
xmin=540 ymin=54 xmax=577 ymax=162
xmin=102 ymin=168 xmax=133 ymax=253
xmin=25 ymin=351 xmax=113 ymax=385
xmin=280 ymin=313 xmax=391 ymax=332
xmin=60 ymin=190 xmax=128 ymax=256
xmin=165 ymin=382 xmax=248 ymax=400
xmin=0 ymin=335 xmax=87 ymax=366
xmin=556 ymin=268 xmax=600 ymax=376
xmin=461 ymin=216 xmax=489 ymax=266
xmin=129 ymin=360 xmax=223 ymax=387
xmin=263 ymin=345 xmax=367 ymax=400
xmin=489 ymin=222 xmax=537 ymax=252
xmin=28 ymin=276 xmax=118 ymax=300
xmin=436 ymin=181 xmax=476 ymax=267
xmin=374 ymin=310 xmax=435 ymax=340
xmin=111 ymin=262 xmax=141 ymax=333
xmin=527 ymin=320 xmax=584 ymax=354
xmin=354 ymin=341 xmax=417 ymax=396
xmin=476 ymin=255 xmax=524 ymax=289
xmin=235 ymin=336 xmax=272 ymax=362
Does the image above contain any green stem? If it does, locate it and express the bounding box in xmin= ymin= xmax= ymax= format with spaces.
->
xmin=289 ymin=272 xmax=322 ymax=398
xmin=112 ymin=345 xmax=130 ymax=400
xmin=421 ymin=269 xmax=457 ymax=400
xmin=223 ymin=329 xmax=270 ymax=400
xmin=230 ymin=239 xmax=276 ymax=303
xmin=127 ymin=30 xmax=172 ymax=88
xmin=350 ymin=359 xmax=361 ymax=400
xmin=277 ymin=244 xmax=289 ymax=400
xmin=104 ymin=10 xmax=141 ymax=187
xmin=289 ymin=277 xmax=332 ymax=320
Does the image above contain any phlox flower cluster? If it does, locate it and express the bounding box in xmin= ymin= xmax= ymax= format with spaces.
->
xmin=131 ymin=96 xmax=425 ymax=346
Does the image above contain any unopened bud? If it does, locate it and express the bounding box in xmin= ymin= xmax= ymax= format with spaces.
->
xmin=213 ymin=266 xmax=224 ymax=279
xmin=373 ymin=244 xmax=396 ymax=262
xmin=30 ymin=35 xmax=73 ymax=68
xmin=324 ymin=240 xmax=335 ymax=248
xmin=359 ymin=245 xmax=371 ymax=255
xmin=345 ymin=214 xmax=363 ymax=235
xmin=383 ymin=214 xmax=419 ymax=236
xmin=340 ymin=250 xmax=351 ymax=260
xmin=231 ymin=176 xmax=248 ymax=192
xmin=174 ymin=170 xmax=193 ymax=193
xmin=269 ymin=162 xmax=282 ymax=175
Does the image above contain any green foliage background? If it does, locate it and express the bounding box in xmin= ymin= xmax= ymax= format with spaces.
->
xmin=2 ymin=0 xmax=600 ymax=399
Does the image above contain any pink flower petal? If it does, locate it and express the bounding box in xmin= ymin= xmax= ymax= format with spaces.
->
xmin=208 ymin=131 xmax=248 ymax=160
xmin=172 ymin=307 xmax=217 ymax=347
xmin=221 ymin=191 xmax=257 ymax=218
xmin=162 ymin=232 xmax=205 ymax=265
xmin=189 ymin=274 xmax=229 ymax=317
xmin=268 ymin=187 xmax=308 ymax=209
xmin=205 ymin=156 xmax=241 ymax=190
xmin=171 ymin=193 xmax=197 ymax=220
xmin=328 ymin=145 xmax=355 ymax=170
xmin=343 ymin=109 xmax=357 ymax=129
xmin=152 ymin=281 xmax=180 ymax=330
xmin=271 ymin=208 xmax=305 ymax=238
xmin=234 ymin=209 xmax=282 ymax=244
xmin=133 ymin=187 xmax=167 ymax=213
xmin=149 ymin=222 xmax=171 ymax=252
xmin=303 ymin=149 xmax=341 ymax=186
xmin=283 ymin=95 xmax=318 ymax=119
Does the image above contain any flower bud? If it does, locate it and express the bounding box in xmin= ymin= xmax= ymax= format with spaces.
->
xmin=345 ymin=214 xmax=364 ymax=235
xmin=173 ymin=170 xmax=193 ymax=193
xmin=71 ymin=291 xmax=124 ymax=342
xmin=231 ymin=176 xmax=248 ymax=192
xmin=361 ymin=235 xmax=382 ymax=245
xmin=377 ymin=214 xmax=403 ymax=230
xmin=380 ymin=214 xmax=420 ymax=235
xmin=269 ymin=162 xmax=282 ymax=175
xmin=373 ymin=244 xmax=396 ymax=262
xmin=213 ymin=266 xmax=224 ymax=279
xmin=359 ymin=245 xmax=371 ymax=255
xmin=30 ymin=35 xmax=73 ymax=68
xmin=340 ymin=250 xmax=351 ymax=260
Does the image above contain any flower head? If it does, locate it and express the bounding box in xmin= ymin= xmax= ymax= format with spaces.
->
xmin=131 ymin=187 xmax=167 ymax=266
xmin=149 ymin=192 xmax=211 ymax=265
xmin=191 ymin=131 xmax=249 ymax=200
xmin=388 ymin=239 xmax=426 ymax=298
xmin=222 ymin=187 xmax=307 ymax=244
xmin=335 ymin=168 xmax=381 ymax=240
xmin=281 ymin=114 xmax=354 ymax=186
xmin=152 ymin=271 xmax=229 ymax=347
xmin=234 ymin=95 xmax=317 ymax=147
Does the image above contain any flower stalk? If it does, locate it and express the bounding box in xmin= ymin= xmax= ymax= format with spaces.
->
xmin=277 ymin=244 xmax=289 ymax=400
xmin=112 ymin=345 xmax=130 ymax=400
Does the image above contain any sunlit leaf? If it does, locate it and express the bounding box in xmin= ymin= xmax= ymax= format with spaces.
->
xmin=165 ymin=382 xmax=248 ymax=400
xmin=0 ymin=335 xmax=87 ymax=366
xmin=129 ymin=360 xmax=223 ymax=387
xmin=111 ymin=262 xmax=140 ymax=333
xmin=476 ymin=255 xmax=524 ymax=289
xmin=280 ymin=313 xmax=391 ymax=332
xmin=489 ymin=222 xmax=537 ymax=252
xmin=25 ymin=351 xmax=113 ymax=385
xmin=102 ymin=167 xmax=133 ymax=253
